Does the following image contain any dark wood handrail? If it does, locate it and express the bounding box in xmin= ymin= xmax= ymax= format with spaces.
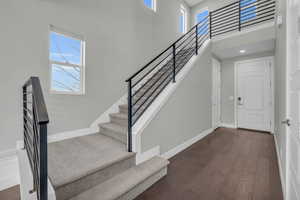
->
xmin=23 ymin=77 xmax=49 ymax=124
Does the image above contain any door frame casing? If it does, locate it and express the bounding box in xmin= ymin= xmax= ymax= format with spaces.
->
xmin=212 ymin=57 xmax=221 ymax=129
xmin=234 ymin=56 xmax=275 ymax=133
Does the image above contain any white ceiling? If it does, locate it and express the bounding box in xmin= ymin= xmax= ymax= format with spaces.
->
xmin=211 ymin=24 xmax=276 ymax=59
xmin=212 ymin=39 xmax=275 ymax=59
xmin=184 ymin=0 xmax=205 ymax=7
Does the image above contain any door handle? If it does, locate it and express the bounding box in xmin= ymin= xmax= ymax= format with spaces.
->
xmin=281 ymin=119 xmax=291 ymax=126
xmin=237 ymin=97 xmax=243 ymax=105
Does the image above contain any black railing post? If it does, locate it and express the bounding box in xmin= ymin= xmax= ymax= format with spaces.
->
xmin=23 ymin=77 xmax=49 ymax=200
xmin=172 ymin=44 xmax=176 ymax=83
xmin=22 ymin=86 xmax=27 ymax=150
xmin=238 ymin=0 xmax=241 ymax=31
xmin=209 ymin=12 xmax=212 ymax=39
xmin=195 ymin=25 xmax=198 ymax=55
xmin=127 ymin=80 xmax=133 ymax=152
xmin=39 ymin=123 xmax=48 ymax=200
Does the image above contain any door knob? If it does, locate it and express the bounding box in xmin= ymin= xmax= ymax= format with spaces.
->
xmin=281 ymin=119 xmax=291 ymax=126
xmin=237 ymin=97 xmax=243 ymax=105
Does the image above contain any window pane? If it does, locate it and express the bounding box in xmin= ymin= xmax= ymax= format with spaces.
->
xmin=51 ymin=64 xmax=81 ymax=93
xmin=50 ymin=32 xmax=81 ymax=65
xmin=197 ymin=10 xmax=209 ymax=35
xmin=240 ymin=0 xmax=257 ymax=22
xmin=197 ymin=10 xmax=209 ymax=23
xmin=180 ymin=14 xmax=185 ymax=33
xmin=144 ymin=0 xmax=153 ymax=9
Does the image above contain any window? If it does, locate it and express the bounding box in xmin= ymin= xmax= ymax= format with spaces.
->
xmin=144 ymin=0 xmax=156 ymax=11
xmin=196 ymin=9 xmax=209 ymax=35
xmin=180 ymin=5 xmax=187 ymax=34
xmin=240 ymin=0 xmax=257 ymax=22
xmin=49 ymin=27 xmax=85 ymax=95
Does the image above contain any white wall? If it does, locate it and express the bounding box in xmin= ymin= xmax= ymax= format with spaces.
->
xmin=141 ymin=44 xmax=213 ymax=154
xmin=280 ymin=0 xmax=300 ymax=199
xmin=220 ymin=51 xmax=275 ymax=125
xmin=274 ymin=0 xmax=288 ymax=195
xmin=0 ymin=0 xmax=190 ymax=154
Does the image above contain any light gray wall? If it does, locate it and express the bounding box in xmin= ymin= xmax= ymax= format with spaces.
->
xmin=274 ymin=0 xmax=287 ymax=189
xmin=0 ymin=0 xmax=190 ymax=153
xmin=141 ymin=44 xmax=212 ymax=154
xmin=220 ymin=51 xmax=274 ymax=125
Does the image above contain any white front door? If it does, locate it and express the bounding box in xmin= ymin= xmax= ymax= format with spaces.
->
xmin=236 ymin=58 xmax=273 ymax=132
xmin=212 ymin=58 xmax=221 ymax=129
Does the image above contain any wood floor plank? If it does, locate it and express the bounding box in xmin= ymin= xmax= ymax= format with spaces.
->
xmin=135 ymin=128 xmax=284 ymax=200
xmin=0 ymin=185 xmax=20 ymax=200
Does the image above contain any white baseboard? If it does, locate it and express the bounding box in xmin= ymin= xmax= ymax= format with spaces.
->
xmin=161 ymin=128 xmax=214 ymax=159
xmin=0 ymin=154 xmax=19 ymax=191
xmin=220 ymin=123 xmax=237 ymax=129
xmin=274 ymin=134 xmax=286 ymax=200
xmin=16 ymin=94 xmax=128 ymax=148
xmin=48 ymin=127 xmax=97 ymax=143
xmin=136 ymin=146 xmax=160 ymax=165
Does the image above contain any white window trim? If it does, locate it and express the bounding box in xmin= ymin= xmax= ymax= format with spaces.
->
xmin=180 ymin=5 xmax=187 ymax=34
xmin=49 ymin=25 xmax=86 ymax=95
xmin=145 ymin=0 xmax=157 ymax=12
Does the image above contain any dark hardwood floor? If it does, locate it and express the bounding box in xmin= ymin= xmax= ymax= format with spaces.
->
xmin=135 ymin=128 xmax=283 ymax=200
xmin=0 ymin=128 xmax=283 ymax=200
xmin=0 ymin=185 xmax=20 ymax=200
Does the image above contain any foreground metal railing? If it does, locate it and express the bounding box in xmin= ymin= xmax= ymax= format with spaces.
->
xmin=23 ymin=77 xmax=49 ymax=200
xmin=125 ymin=0 xmax=275 ymax=152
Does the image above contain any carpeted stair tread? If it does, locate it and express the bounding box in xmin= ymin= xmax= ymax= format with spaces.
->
xmin=48 ymin=134 xmax=134 ymax=188
xmin=69 ymin=156 xmax=169 ymax=200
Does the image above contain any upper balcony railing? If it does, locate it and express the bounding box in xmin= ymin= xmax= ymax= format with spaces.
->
xmin=210 ymin=0 xmax=275 ymax=37
xmin=125 ymin=0 xmax=275 ymax=152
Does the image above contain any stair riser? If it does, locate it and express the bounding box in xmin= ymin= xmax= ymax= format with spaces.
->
xmin=116 ymin=167 xmax=168 ymax=200
xmin=119 ymin=107 xmax=128 ymax=114
xmin=100 ymin=126 xmax=127 ymax=144
xmin=55 ymin=156 xmax=135 ymax=200
xmin=119 ymin=107 xmax=146 ymax=119
xmin=110 ymin=116 xmax=128 ymax=127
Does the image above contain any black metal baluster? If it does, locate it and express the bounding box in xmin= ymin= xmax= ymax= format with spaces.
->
xmin=196 ymin=25 xmax=198 ymax=55
xmin=23 ymin=86 xmax=27 ymax=150
xmin=39 ymin=123 xmax=48 ymax=200
xmin=127 ymin=80 xmax=133 ymax=152
xmin=238 ymin=0 xmax=241 ymax=31
xmin=22 ymin=77 xmax=49 ymax=200
xmin=172 ymin=44 xmax=176 ymax=83
xmin=209 ymin=12 xmax=212 ymax=39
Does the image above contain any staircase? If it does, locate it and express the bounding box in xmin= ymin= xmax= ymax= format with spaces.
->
xmin=21 ymin=1 xmax=276 ymax=199
xmin=46 ymin=93 xmax=172 ymax=200
xmin=45 ymin=47 xmax=200 ymax=200
xmin=48 ymin=134 xmax=168 ymax=200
